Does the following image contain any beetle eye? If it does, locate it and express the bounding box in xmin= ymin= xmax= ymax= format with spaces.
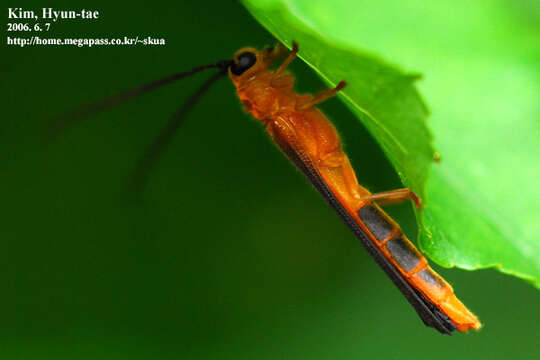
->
xmin=231 ymin=52 xmax=257 ymax=75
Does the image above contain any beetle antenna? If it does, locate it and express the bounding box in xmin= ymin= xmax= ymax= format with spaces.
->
xmin=44 ymin=59 xmax=232 ymax=136
xmin=127 ymin=68 xmax=228 ymax=194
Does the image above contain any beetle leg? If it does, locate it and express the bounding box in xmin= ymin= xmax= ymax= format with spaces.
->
xmin=360 ymin=188 xmax=422 ymax=210
xmin=273 ymin=41 xmax=299 ymax=76
xmin=296 ymin=81 xmax=347 ymax=110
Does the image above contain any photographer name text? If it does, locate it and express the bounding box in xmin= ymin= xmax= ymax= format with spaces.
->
xmin=8 ymin=8 xmax=99 ymax=22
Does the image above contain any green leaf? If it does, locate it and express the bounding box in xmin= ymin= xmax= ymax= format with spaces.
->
xmin=242 ymin=0 xmax=540 ymax=288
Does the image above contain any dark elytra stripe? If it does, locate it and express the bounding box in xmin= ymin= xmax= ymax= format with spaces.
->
xmin=417 ymin=268 xmax=446 ymax=289
xmin=386 ymin=236 xmax=421 ymax=272
xmin=357 ymin=205 xmax=394 ymax=242
xmin=270 ymin=130 xmax=456 ymax=334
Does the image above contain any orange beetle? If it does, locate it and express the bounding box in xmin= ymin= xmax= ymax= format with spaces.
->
xmin=49 ymin=41 xmax=481 ymax=334
xmin=228 ymin=42 xmax=480 ymax=333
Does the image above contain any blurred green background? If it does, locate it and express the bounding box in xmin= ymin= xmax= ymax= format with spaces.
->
xmin=2 ymin=1 xmax=539 ymax=359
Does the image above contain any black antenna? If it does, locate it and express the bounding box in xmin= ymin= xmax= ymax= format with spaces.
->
xmin=127 ymin=69 xmax=229 ymax=194
xmin=45 ymin=59 xmax=232 ymax=136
